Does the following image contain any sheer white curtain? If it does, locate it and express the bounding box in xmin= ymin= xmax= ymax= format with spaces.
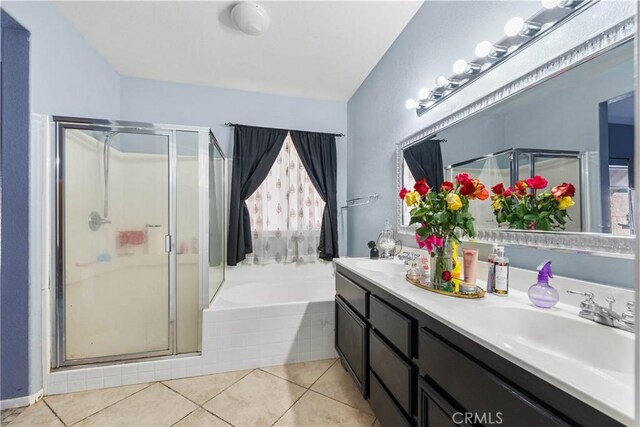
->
xmin=244 ymin=133 xmax=325 ymax=264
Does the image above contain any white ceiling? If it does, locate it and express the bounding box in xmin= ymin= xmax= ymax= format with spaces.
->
xmin=53 ymin=1 xmax=423 ymax=102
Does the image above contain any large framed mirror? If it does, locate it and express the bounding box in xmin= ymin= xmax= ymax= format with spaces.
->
xmin=397 ymin=16 xmax=635 ymax=257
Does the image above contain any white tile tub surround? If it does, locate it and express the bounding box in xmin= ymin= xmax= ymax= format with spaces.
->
xmin=44 ymin=262 xmax=338 ymax=396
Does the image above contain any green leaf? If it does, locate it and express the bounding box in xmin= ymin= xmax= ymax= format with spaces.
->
xmin=523 ymin=214 xmax=538 ymax=222
xmin=416 ymin=227 xmax=429 ymax=237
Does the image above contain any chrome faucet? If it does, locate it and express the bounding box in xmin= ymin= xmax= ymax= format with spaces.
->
xmin=566 ymin=290 xmax=635 ymax=333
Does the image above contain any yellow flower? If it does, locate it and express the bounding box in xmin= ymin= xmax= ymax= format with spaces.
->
xmin=446 ymin=193 xmax=463 ymax=211
xmin=491 ymin=199 xmax=502 ymax=212
xmin=404 ymin=191 xmax=421 ymax=207
xmin=558 ymin=196 xmax=575 ymax=210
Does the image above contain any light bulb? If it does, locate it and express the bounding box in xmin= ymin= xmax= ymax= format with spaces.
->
xmin=475 ymin=41 xmax=493 ymax=58
xmin=541 ymin=0 xmax=561 ymax=8
xmin=435 ymin=76 xmax=449 ymax=87
xmin=452 ymin=59 xmax=468 ymax=75
xmin=418 ymin=88 xmax=431 ymax=100
xmin=504 ymin=17 xmax=525 ymax=37
xmin=405 ymin=99 xmax=419 ymax=110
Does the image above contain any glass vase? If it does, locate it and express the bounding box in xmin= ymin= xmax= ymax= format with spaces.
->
xmin=430 ymin=238 xmax=454 ymax=292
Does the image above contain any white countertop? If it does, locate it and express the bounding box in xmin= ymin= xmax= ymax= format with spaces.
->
xmin=334 ymin=256 xmax=635 ymax=426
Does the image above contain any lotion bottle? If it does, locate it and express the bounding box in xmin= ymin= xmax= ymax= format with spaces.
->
xmin=493 ymin=247 xmax=509 ymax=296
xmin=528 ymin=260 xmax=558 ymax=308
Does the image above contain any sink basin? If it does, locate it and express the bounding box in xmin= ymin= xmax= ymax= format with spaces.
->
xmin=481 ymin=307 xmax=634 ymax=375
xmin=354 ymin=259 xmax=407 ymax=276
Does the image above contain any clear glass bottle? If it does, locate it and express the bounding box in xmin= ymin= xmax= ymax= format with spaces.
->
xmin=486 ymin=244 xmax=499 ymax=293
xmin=493 ymin=247 xmax=509 ymax=296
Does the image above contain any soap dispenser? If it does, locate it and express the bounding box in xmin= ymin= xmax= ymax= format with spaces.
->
xmin=528 ymin=260 xmax=559 ymax=308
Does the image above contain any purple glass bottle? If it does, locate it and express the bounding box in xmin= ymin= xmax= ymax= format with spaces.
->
xmin=528 ymin=260 xmax=559 ymax=308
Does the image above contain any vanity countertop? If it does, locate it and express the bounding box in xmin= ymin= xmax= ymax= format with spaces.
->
xmin=333 ymin=257 xmax=635 ymax=426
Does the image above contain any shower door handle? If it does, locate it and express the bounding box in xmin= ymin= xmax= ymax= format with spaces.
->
xmin=165 ymin=235 xmax=173 ymax=253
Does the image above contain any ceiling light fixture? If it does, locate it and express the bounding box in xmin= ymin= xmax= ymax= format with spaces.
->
xmin=231 ymin=2 xmax=270 ymax=36
xmin=405 ymin=0 xmax=593 ymax=116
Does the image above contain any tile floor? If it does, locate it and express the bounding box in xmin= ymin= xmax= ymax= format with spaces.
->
xmin=4 ymin=358 xmax=382 ymax=427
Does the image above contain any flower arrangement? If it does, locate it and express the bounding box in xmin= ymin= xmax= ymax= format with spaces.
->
xmin=399 ymin=173 xmax=488 ymax=290
xmin=490 ymin=176 xmax=576 ymax=231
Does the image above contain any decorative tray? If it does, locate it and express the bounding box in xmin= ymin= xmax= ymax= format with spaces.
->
xmin=405 ymin=275 xmax=486 ymax=299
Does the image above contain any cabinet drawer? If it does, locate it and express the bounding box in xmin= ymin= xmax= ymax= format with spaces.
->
xmin=336 ymin=273 xmax=369 ymax=318
xmin=335 ymin=296 xmax=368 ymax=396
xmin=418 ymin=329 xmax=569 ymax=427
xmin=370 ymin=295 xmax=413 ymax=357
xmin=418 ymin=376 xmax=471 ymax=427
xmin=370 ymin=329 xmax=413 ymax=416
xmin=369 ymin=371 xmax=411 ymax=427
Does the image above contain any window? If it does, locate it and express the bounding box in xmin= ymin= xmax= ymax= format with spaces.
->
xmin=245 ymin=133 xmax=325 ymax=264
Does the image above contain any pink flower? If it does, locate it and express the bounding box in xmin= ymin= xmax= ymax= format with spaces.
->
xmin=424 ymin=235 xmax=443 ymax=254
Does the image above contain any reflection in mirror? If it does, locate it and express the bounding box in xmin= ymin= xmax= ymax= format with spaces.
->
xmin=400 ymin=39 xmax=634 ymax=236
xmin=401 ymin=140 xmax=444 ymax=226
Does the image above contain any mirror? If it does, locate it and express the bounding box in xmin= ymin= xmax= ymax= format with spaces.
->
xmin=399 ymin=38 xmax=634 ymax=239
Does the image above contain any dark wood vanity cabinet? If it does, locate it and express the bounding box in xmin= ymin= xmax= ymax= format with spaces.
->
xmin=335 ymin=296 xmax=368 ymax=396
xmin=334 ymin=265 xmax=624 ymax=427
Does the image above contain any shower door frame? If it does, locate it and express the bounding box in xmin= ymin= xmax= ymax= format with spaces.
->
xmin=51 ymin=116 xmax=210 ymax=368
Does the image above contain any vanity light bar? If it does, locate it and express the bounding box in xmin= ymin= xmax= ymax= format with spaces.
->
xmin=406 ymin=0 xmax=597 ymax=116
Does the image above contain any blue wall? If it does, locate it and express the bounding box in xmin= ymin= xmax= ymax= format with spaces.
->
xmin=1 ymin=1 xmax=122 ymax=401
xmin=2 ymin=1 xmax=120 ymax=117
xmin=1 ymin=10 xmax=31 ymax=401
xmin=120 ymin=76 xmax=349 ymax=254
xmin=346 ymin=1 xmax=635 ymax=288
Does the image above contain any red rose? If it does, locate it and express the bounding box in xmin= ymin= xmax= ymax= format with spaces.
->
xmin=441 ymin=271 xmax=452 ymax=282
xmin=455 ymin=173 xmax=470 ymax=185
xmin=459 ymin=180 xmax=475 ymax=196
xmin=514 ymin=180 xmax=528 ymax=194
xmin=399 ymin=188 xmax=409 ymax=199
xmin=525 ymin=175 xmax=548 ymax=190
xmin=503 ymin=187 xmax=514 ymax=197
xmin=414 ymin=178 xmax=430 ymax=195
xmin=551 ymin=182 xmax=575 ymax=199
xmin=440 ymin=181 xmax=454 ymax=192
xmin=491 ymin=183 xmax=504 ymax=195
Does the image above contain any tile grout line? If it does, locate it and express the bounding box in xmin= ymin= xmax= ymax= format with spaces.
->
xmin=258 ymin=357 xmax=339 ymax=390
xmin=310 ymin=388 xmax=375 ymax=417
xmin=63 ymin=382 xmax=154 ymax=426
xmin=269 ymin=358 xmax=339 ymax=427
xmin=41 ymin=399 xmax=67 ymax=426
xmin=159 ymin=381 xmax=237 ymax=426
xmin=169 ymin=407 xmax=199 ymax=427
xmin=197 ymin=368 xmax=256 ymax=407
xmin=308 ymin=358 xmax=375 ymax=415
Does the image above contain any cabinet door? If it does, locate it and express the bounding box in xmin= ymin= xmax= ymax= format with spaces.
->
xmin=335 ymin=296 xmax=368 ymax=396
xmin=418 ymin=377 xmax=472 ymax=427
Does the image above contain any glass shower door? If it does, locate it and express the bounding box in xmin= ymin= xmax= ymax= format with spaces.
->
xmin=60 ymin=127 xmax=172 ymax=363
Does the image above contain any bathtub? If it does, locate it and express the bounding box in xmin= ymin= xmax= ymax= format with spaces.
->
xmin=202 ymin=262 xmax=338 ymax=372
xmin=213 ymin=262 xmax=335 ymax=308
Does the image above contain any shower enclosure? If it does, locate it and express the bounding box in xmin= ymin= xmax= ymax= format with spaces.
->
xmin=52 ymin=117 xmax=225 ymax=367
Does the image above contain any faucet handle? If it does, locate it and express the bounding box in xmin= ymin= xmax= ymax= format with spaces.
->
xmin=566 ymin=289 xmax=594 ymax=301
xmin=622 ymin=301 xmax=635 ymax=326
xmin=567 ymin=290 xmax=596 ymax=314
xmin=605 ymin=296 xmax=616 ymax=312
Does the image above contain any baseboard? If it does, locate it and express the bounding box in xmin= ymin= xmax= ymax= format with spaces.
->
xmin=0 ymin=389 xmax=43 ymax=410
